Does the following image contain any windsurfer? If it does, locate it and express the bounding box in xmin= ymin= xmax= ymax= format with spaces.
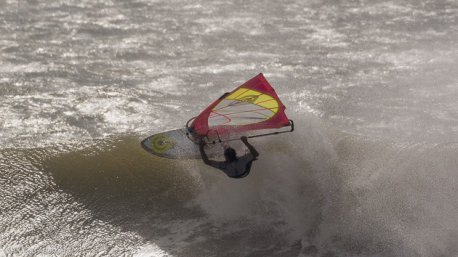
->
xmin=199 ymin=136 xmax=259 ymax=178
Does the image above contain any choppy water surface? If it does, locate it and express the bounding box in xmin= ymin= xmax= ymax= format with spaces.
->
xmin=1 ymin=0 xmax=457 ymax=256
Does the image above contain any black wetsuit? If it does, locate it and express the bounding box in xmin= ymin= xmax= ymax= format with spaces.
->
xmin=206 ymin=153 xmax=256 ymax=178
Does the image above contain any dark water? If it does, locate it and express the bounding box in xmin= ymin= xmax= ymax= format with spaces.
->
xmin=1 ymin=0 xmax=458 ymax=256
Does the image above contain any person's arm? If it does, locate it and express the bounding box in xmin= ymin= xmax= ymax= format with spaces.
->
xmin=241 ymin=136 xmax=259 ymax=158
xmin=200 ymin=141 xmax=225 ymax=170
xmin=199 ymin=141 xmax=211 ymax=165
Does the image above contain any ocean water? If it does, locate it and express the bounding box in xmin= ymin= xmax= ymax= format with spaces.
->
xmin=1 ymin=0 xmax=458 ymax=256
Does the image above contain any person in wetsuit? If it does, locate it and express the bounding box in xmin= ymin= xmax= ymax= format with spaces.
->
xmin=199 ymin=136 xmax=259 ymax=178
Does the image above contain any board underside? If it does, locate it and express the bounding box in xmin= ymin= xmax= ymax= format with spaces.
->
xmin=141 ymin=128 xmax=202 ymax=159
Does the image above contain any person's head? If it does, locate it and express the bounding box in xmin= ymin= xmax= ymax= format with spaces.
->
xmin=224 ymin=147 xmax=237 ymax=162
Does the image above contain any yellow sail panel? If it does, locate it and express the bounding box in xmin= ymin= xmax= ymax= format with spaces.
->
xmin=221 ymin=88 xmax=279 ymax=116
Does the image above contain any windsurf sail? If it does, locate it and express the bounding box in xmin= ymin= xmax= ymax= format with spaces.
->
xmin=188 ymin=73 xmax=292 ymax=139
